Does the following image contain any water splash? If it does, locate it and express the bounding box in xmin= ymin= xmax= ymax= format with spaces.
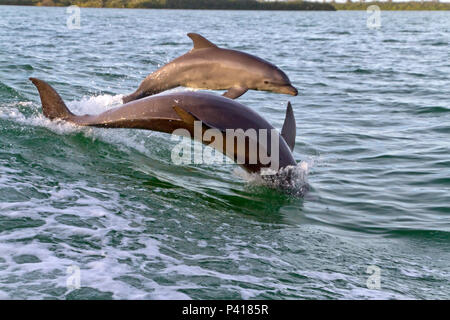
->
xmin=236 ymin=160 xmax=312 ymax=197
xmin=67 ymin=94 xmax=124 ymax=115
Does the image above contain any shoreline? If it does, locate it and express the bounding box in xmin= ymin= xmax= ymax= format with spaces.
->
xmin=1 ymin=1 xmax=450 ymax=11
xmin=334 ymin=2 xmax=450 ymax=11
xmin=0 ymin=1 xmax=336 ymax=11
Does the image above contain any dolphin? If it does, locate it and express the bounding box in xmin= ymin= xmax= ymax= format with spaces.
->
xmin=122 ymin=33 xmax=298 ymax=103
xmin=30 ymin=78 xmax=297 ymax=174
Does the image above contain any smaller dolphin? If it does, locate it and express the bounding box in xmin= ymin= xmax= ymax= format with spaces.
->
xmin=122 ymin=33 xmax=298 ymax=103
xmin=30 ymin=78 xmax=297 ymax=175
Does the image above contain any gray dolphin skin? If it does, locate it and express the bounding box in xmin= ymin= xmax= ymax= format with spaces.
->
xmin=30 ymin=78 xmax=297 ymax=174
xmin=122 ymin=33 xmax=298 ymax=103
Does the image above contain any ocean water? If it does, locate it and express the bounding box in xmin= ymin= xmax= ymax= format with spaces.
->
xmin=0 ymin=6 xmax=449 ymax=299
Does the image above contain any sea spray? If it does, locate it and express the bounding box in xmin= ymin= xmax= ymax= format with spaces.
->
xmin=235 ymin=160 xmax=312 ymax=197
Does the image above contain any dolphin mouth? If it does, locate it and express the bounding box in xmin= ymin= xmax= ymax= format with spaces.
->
xmin=280 ymin=85 xmax=298 ymax=96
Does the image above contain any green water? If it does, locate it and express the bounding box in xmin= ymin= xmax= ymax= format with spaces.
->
xmin=0 ymin=6 xmax=449 ymax=299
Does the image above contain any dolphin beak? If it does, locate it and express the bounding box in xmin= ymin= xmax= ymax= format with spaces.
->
xmin=282 ymin=85 xmax=298 ymax=96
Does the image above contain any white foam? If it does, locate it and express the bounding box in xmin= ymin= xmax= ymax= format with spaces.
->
xmin=67 ymin=94 xmax=124 ymax=116
xmin=235 ymin=159 xmax=313 ymax=196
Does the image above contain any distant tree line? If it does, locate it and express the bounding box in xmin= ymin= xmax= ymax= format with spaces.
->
xmin=334 ymin=0 xmax=449 ymax=10
xmin=1 ymin=0 xmax=449 ymax=10
xmin=0 ymin=0 xmax=336 ymax=10
xmin=0 ymin=0 xmax=35 ymax=4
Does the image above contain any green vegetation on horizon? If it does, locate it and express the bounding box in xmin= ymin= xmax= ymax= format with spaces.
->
xmin=334 ymin=1 xmax=450 ymax=11
xmin=0 ymin=0 xmax=336 ymax=11
xmin=1 ymin=0 xmax=449 ymax=11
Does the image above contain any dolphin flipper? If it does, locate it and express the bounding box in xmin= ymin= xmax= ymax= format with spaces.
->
xmin=173 ymin=105 xmax=197 ymax=127
xmin=173 ymin=105 xmax=224 ymax=135
xmin=123 ymin=90 xmax=146 ymax=104
xmin=223 ymin=86 xmax=248 ymax=99
xmin=281 ymin=102 xmax=296 ymax=151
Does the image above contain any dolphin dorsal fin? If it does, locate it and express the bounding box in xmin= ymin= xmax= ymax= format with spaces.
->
xmin=187 ymin=33 xmax=218 ymax=50
xmin=281 ymin=102 xmax=296 ymax=151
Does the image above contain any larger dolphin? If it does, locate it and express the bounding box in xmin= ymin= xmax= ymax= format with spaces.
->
xmin=122 ymin=33 xmax=298 ymax=103
xmin=30 ymin=78 xmax=297 ymax=174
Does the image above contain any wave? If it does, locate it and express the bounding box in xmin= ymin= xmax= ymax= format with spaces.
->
xmin=4 ymin=64 xmax=34 ymax=71
xmin=386 ymin=229 xmax=450 ymax=242
xmin=415 ymin=106 xmax=450 ymax=114
xmin=0 ymin=81 xmax=25 ymax=101
xmin=351 ymin=68 xmax=374 ymax=75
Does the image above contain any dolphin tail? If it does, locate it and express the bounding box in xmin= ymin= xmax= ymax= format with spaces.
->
xmin=29 ymin=78 xmax=74 ymax=120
